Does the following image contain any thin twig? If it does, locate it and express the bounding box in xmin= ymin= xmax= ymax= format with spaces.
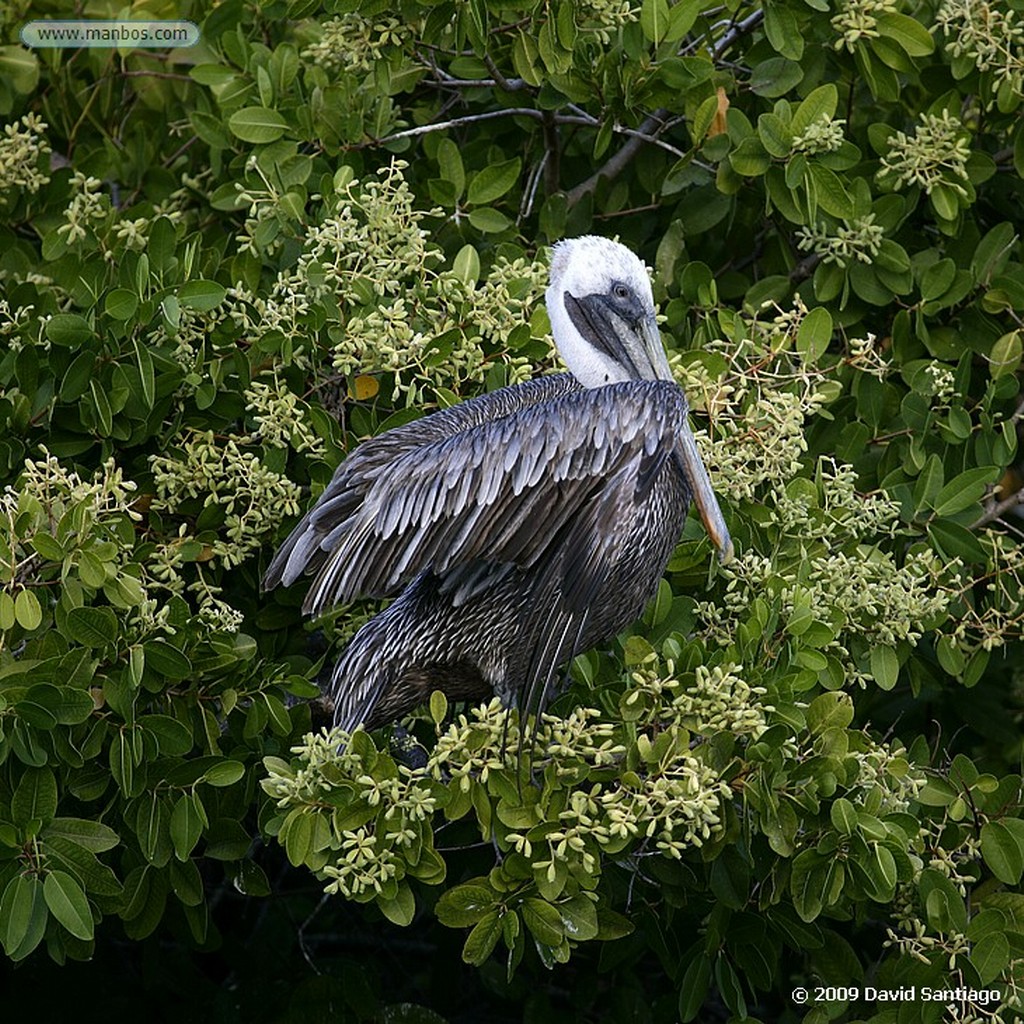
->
xmin=375 ymin=107 xmax=545 ymax=144
xmin=565 ymin=6 xmax=765 ymax=206
xmin=972 ymin=484 xmax=1024 ymax=529
xmin=120 ymin=70 xmax=193 ymax=81
xmin=484 ymin=54 xmax=529 ymax=92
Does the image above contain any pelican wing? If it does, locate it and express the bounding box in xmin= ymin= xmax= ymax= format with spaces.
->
xmin=263 ymin=374 xmax=582 ymax=591
xmin=294 ymin=379 xmax=688 ymax=615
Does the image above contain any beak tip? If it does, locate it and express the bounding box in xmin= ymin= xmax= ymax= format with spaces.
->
xmin=717 ymin=536 xmax=735 ymax=565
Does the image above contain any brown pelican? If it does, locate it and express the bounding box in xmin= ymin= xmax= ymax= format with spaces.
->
xmin=263 ymin=236 xmax=732 ymax=733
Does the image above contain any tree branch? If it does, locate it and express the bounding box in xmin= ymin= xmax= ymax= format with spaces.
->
xmin=972 ymin=484 xmax=1024 ymax=529
xmin=565 ymin=7 xmax=766 ymax=207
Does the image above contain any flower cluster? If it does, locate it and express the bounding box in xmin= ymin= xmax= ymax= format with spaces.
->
xmin=879 ymin=111 xmax=973 ymax=196
xmin=244 ymin=379 xmax=325 ymax=455
xmin=233 ymin=161 xmax=550 ymax=404
xmin=796 ymin=214 xmax=885 ymax=267
xmin=625 ymin=660 xmax=773 ymax=739
xmin=300 ymin=162 xmax=441 ymax=301
xmin=150 ymin=430 xmax=303 ymax=567
xmin=0 ymin=113 xmax=51 ymax=197
xmin=848 ymin=736 xmax=924 ymax=814
xmin=467 ymin=255 xmax=550 ymax=350
xmin=0 ymin=449 xmax=139 ymax=536
xmin=948 ymin=533 xmax=1024 ymax=652
xmin=791 ymin=115 xmax=847 ymax=155
xmin=936 ymin=0 xmax=1024 ymax=97
xmin=770 ymin=458 xmax=901 ymax=542
xmin=574 ymin=0 xmax=638 ymax=43
xmin=431 ymin=699 xmax=627 ymax=785
xmin=831 ymin=0 xmax=898 ymax=50
xmin=266 ymin=695 xmax=734 ymax=898
xmin=264 ymin=731 xmax=439 ymax=898
xmin=57 ymin=172 xmax=107 ymax=245
xmin=674 ymin=300 xmax=857 ymax=503
xmin=301 ymin=14 xmax=420 ymax=75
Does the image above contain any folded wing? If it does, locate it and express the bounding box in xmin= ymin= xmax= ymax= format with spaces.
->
xmin=264 ymin=378 xmax=688 ymax=619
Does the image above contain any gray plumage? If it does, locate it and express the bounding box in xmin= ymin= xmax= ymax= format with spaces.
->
xmin=263 ymin=236 xmax=732 ymax=733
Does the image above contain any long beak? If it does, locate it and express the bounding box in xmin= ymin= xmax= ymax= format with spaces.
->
xmin=677 ymin=424 xmax=734 ymax=563
xmin=636 ymin=313 xmax=675 ymax=381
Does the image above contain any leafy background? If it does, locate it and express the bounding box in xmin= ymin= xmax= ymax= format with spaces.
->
xmin=1 ymin=0 xmax=1023 ymax=1021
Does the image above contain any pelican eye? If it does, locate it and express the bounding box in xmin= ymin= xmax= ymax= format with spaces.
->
xmin=612 ymin=283 xmax=630 ymax=301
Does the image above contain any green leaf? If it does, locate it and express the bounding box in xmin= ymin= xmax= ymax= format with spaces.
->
xmin=790 ymin=853 xmax=827 ymax=922
xmin=556 ymin=894 xmax=599 ymax=941
xmin=202 ymin=760 xmax=246 ymax=787
xmin=640 ymin=0 xmax=670 ymax=44
xmin=791 ymin=84 xmax=838 ymax=137
xmin=729 ymin=137 xmax=770 ymax=177
xmin=436 ymin=883 xmax=497 ymax=927
xmin=981 ymin=821 xmax=1024 ymax=885
xmin=228 ymin=106 xmax=289 ymax=143
xmin=678 ymin=954 xmax=712 ymax=1022
xmin=928 ymin=519 xmax=987 ymax=563
xmin=467 ymin=159 xmax=522 ymax=206
xmin=971 ymin=931 xmax=1010 ymax=984
xmin=169 ymin=858 xmax=204 ymax=907
xmin=41 ymin=818 xmax=120 ymax=853
xmin=807 ymin=163 xmax=854 ymax=219
xmin=467 ymin=208 xmax=511 ymax=233
xmin=665 ymin=0 xmax=702 ymax=41
xmin=806 ymin=691 xmax=854 ymax=733
xmin=830 ymin=798 xmax=857 ymax=836
xmin=45 ymin=314 xmax=94 ymax=347
xmin=869 ymin=646 xmax=900 ymax=691
xmin=436 ymin=138 xmax=465 ymax=198
xmin=930 ymin=183 xmax=959 ymax=221
xmin=876 ymin=12 xmax=935 ymax=56
xmin=594 ymin=907 xmax=634 ymax=941
xmin=428 ymin=690 xmax=448 ymax=725
xmin=64 ymin=606 xmax=118 ymax=647
xmin=931 ymin=467 xmax=998 ymax=516
xmin=42 ymin=836 xmax=123 ymax=897
xmin=133 ymin=338 xmax=156 ymax=409
xmin=379 ymin=883 xmax=416 ymax=927
xmin=749 ymin=58 xmax=803 ymax=98
xmin=282 ymin=810 xmax=313 ymax=867
xmin=462 ymin=910 xmax=502 ymax=965
xmin=989 ymin=331 xmax=1022 ymax=379
xmin=796 ymin=307 xmax=832 ymax=362
xmin=31 ymin=684 xmax=93 ymax=725
xmin=520 ymin=898 xmax=563 ymax=945
xmin=12 ymin=767 xmax=58 ymax=826
xmin=178 ymin=280 xmax=227 ymax=311
xmin=110 ymin=730 xmax=134 ymax=796
xmin=757 ymin=112 xmax=792 ymax=157
xmin=14 ymin=589 xmax=41 ymax=631
xmin=452 ymin=245 xmax=479 ymax=287
xmin=44 ymin=870 xmax=94 ymax=940
xmin=171 ymin=793 xmax=205 ymax=861
xmin=0 ymin=874 xmax=47 ymax=959
xmin=60 ymin=351 xmax=97 ymax=401
xmin=145 ymin=639 xmax=192 ymax=679
xmin=105 ymin=288 xmax=138 ymax=320
xmin=142 ymin=714 xmax=193 ymax=756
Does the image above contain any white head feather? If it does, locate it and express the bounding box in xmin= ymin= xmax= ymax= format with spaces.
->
xmin=546 ymin=236 xmax=663 ymax=388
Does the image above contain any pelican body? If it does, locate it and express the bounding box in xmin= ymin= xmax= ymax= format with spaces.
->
xmin=263 ymin=236 xmax=732 ymax=732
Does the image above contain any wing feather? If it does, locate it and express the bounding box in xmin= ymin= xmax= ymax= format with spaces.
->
xmin=262 ymin=374 xmax=582 ymax=589
xmin=268 ymin=378 xmax=688 ymax=616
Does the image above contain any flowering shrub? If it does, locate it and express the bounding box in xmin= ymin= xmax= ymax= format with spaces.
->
xmin=0 ymin=0 xmax=1023 ymax=1021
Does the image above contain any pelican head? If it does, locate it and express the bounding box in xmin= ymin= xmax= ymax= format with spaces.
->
xmin=546 ymin=235 xmax=672 ymax=388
